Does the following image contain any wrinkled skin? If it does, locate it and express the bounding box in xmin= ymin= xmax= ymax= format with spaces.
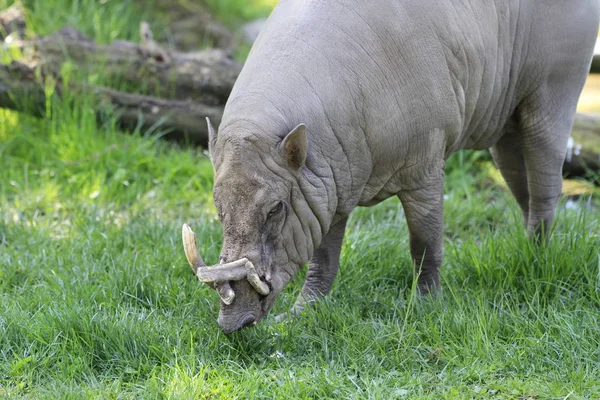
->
xmin=206 ymin=0 xmax=599 ymax=333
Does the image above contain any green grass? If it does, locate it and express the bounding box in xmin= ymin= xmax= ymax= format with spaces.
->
xmin=1 ymin=1 xmax=600 ymax=398
xmin=2 ymin=98 xmax=599 ymax=399
xmin=1 ymin=0 xmax=160 ymax=43
xmin=202 ymin=0 xmax=276 ymax=26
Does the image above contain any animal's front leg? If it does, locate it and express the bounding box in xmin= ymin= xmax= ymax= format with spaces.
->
xmin=398 ymin=176 xmax=444 ymax=293
xmin=287 ymin=216 xmax=348 ymax=316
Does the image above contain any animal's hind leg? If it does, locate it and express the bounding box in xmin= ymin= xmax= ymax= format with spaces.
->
xmin=490 ymin=129 xmax=530 ymax=225
xmin=522 ymin=123 xmax=570 ymax=240
xmin=517 ymin=23 xmax=593 ymax=240
xmin=518 ymin=99 xmax=576 ymax=240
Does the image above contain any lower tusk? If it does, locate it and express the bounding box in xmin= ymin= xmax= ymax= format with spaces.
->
xmin=245 ymin=261 xmax=270 ymax=296
xmin=217 ymin=284 xmax=235 ymax=305
xmin=182 ymin=224 xmax=207 ymax=273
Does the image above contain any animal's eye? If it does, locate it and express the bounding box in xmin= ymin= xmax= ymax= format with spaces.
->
xmin=268 ymin=201 xmax=283 ymax=218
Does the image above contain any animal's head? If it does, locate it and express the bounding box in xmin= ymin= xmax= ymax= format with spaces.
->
xmin=183 ymin=118 xmax=323 ymax=333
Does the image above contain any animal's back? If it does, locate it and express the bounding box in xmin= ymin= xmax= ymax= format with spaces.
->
xmin=224 ymin=0 xmax=597 ymax=144
xmin=221 ymin=0 xmax=598 ymax=203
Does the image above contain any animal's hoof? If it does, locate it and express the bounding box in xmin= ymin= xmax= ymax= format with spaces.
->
xmin=417 ymin=283 xmax=443 ymax=299
xmin=416 ymin=274 xmax=441 ymax=296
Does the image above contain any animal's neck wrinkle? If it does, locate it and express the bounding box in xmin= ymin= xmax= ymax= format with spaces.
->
xmin=299 ymin=164 xmax=335 ymax=239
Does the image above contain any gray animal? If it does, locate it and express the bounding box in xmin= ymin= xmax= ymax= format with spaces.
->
xmin=182 ymin=0 xmax=599 ymax=333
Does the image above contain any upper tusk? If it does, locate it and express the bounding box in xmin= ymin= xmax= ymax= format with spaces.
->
xmin=182 ymin=223 xmax=238 ymax=304
xmin=182 ymin=223 xmax=207 ymax=273
xmin=196 ymin=258 xmax=249 ymax=283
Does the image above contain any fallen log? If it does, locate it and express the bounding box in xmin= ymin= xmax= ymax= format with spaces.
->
xmin=0 ymin=21 xmax=243 ymax=145
xmin=0 ymin=61 xmax=221 ymax=144
xmin=8 ymin=25 xmax=242 ymax=105
xmin=0 ymin=5 xmax=25 ymax=40
xmin=136 ymin=0 xmax=234 ymax=50
xmin=564 ymin=113 xmax=600 ymax=178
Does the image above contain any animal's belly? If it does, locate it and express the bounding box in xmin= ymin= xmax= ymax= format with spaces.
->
xmin=462 ymin=131 xmax=505 ymax=150
xmin=453 ymin=96 xmax=518 ymax=152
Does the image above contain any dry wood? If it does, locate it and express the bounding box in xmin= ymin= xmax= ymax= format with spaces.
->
xmin=564 ymin=113 xmax=600 ymax=177
xmin=0 ymin=22 xmax=243 ymax=144
xmin=136 ymin=0 xmax=234 ymax=50
xmin=8 ymin=26 xmax=242 ymax=104
xmin=0 ymin=61 xmax=222 ymax=144
xmin=0 ymin=5 xmax=25 ymax=40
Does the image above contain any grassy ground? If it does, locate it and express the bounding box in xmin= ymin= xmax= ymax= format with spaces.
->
xmin=1 ymin=1 xmax=599 ymax=398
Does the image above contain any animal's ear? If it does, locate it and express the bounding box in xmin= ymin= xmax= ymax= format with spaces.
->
xmin=280 ymin=123 xmax=307 ymax=169
xmin=206 ymin=117 xmax=218 ymax=157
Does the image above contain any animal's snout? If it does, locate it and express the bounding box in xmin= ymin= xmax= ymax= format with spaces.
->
xmin=239 ymin=314 xmax=257 ymax=328
xmin=217 ymin=313 xmax=257 ymax=334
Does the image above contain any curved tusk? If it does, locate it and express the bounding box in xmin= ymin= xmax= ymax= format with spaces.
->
xmin=182 ymin=224 xmax=269 ymax=300
xmin=245 ymin=261 xmax=270 ymax=296
xmin=182 ymin=224 xmax=207 ymax=273
xmin=196 ymin=258 xmax=249 ymax=283
xmin=217 ymin=285 xmax=236 ymax=305
xmin=182 ymin=223 xmax=236 ymax=304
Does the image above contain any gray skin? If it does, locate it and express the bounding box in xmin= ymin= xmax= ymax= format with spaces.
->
xmin=207 ymin=0 xmax=599 ymax=333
